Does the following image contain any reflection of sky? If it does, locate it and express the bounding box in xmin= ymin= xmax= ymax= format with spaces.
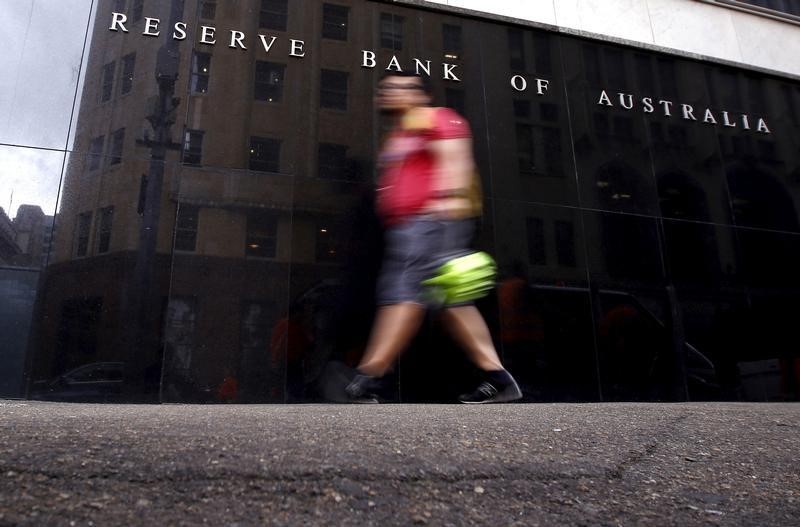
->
xmin=0 ymin=0 xmax=95 ymax=219
xmin=0 ymin=146 xmax=66 ymax=217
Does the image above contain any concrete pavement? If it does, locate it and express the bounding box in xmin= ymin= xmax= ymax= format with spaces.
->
xmin=1 ymin=401 xmax=798 ymax=526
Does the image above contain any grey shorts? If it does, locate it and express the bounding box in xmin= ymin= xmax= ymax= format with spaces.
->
xmin=376 ymin=216 xmax=475 ymax=306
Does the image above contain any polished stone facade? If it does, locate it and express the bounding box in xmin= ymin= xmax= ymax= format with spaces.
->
xmin=2 ymin=0 xmax=799 ymax=403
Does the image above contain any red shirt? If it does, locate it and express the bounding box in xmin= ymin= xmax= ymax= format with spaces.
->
xmin=376 ymin=107 xmax=471 ymax=225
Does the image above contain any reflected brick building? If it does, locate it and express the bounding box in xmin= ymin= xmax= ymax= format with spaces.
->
xmin=15 ymin=0 xmax=800 ymax=403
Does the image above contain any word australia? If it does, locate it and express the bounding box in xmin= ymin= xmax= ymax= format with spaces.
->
xmin=598 ymin=90 xmax=771 ymax=134
xmin=108 ymin=13 xmax=461 ymax=81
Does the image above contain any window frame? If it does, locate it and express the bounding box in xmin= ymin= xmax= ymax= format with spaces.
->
xmin=75 ymin=211 xmax=93 ymax=257
xmin=110 ymin=128 xmax=125 ymax=165
xmin=191 ymin=51 xmax=211 ymax=94
xmin=442 ymin=23 xmax=463 ymax=59
xmin=259 ymin=0 xmax=288 ymax=31
xmin=95 ymin=206 xmax=114 ymax=254
xmin=200 ymin=0 xmax=217 ymax=20
xmin=88 ymin=135 xmax=105 ymax=171
xmin=182 ymin=129 xmax=204 ymax=166
xmin=695 ymin=0 xmax=800 ymax=24
xmin=380 ymin=13 xmax=405 ymax=50
xmin=322 ymin=3 xmax=349 ymax=41
xmin=249 ymin=137 xmax=281 ymax=173
xmin=525 ymin=216 xmax=546 ymax=266
xmin=120 ymin=53 xmax=136 ymax=95
xmin=317 ymin=142 xmax=349 ymax=180
xmin=315 ymin=219 xmax=340 ymax=263
xmin=100 ymin=61 xmax=116 ymax=103
xmin=254 ymin=61 xmax=286 ymax=103
xmin=245 ymin=210 xmax=278 ymax=259
xmin=320 ymin=69 xmax=349 ymax=111
xmin=174 ymin=204 xmax=199 ymax=252
xmin=129 ymin=0 xmax=144 ymax=23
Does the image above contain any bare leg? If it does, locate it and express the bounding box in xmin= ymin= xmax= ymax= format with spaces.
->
xmin=441 ymin=305 xmax=504 ymax=371
xmin=357 ymin=302 xmax=426 ymax=377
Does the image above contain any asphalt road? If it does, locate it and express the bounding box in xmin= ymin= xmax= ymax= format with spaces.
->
xmin=1 ymin=401 xmax=798 ymax=526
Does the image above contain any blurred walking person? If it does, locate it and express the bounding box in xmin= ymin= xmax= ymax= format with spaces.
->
xmin=346 ymin=71 xmax=521 ymax=404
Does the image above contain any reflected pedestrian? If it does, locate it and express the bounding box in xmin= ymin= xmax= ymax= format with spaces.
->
xmin=345 ymin=71 xmax=521 ymax=404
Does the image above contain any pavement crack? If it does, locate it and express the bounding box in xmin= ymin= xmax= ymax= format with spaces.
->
xmin=605 ymin=412 xmax=690 ymax=480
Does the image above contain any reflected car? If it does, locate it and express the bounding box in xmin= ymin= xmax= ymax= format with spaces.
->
xmin=30 ymin=362 xmax=125 ymax=402
xmin=509 ymin=284 xmax=721 ymax=400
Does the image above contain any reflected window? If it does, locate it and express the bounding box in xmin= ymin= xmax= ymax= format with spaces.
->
xmin=508 ymin=28 xmax=525 ymax=71
xmin=747 ymin=76 xmax=766 ymax=113
xmin=322 ymin=4 xmax=349 ymax=41
xmin=445 ymin=88 xmax=465 ymax=116
xmin=583 ymin=46 xmax=601 ymax=85
xmin=88 ymin=136 xmax=105 ymax=171
xmin=318 ymin=143 xmax=348 ymax=180
xmin=110 ymin=128 xmax=125 ymax=165
xmin=513 ymin=100 xmax=531 ymax=119
xmin=246 ymin=210 xmax=278 ymax=258
xmin=260 ymin=0 xmax=288 ymax=31
xmin=380 ymin=13 xmax=404 ymax=50
xmin=130 ymin=0 xmax=143 ymax=23
xmin=605 ymin=49 xmax=625 ymax=86
xmin=191 ymin=52 xmax=211 ymax=94
xmin=703 ymin=0 xmax=800 ymax=19
xmin=316 ymin=221 xmax=339 ymax=262
xmin=667 ymin=125 xmax=688 ymax=147
xmin=95 ymin=206 xmax=114 ymax=254
xmin=100 ymin=62 xmax=115 ymax=103
xmin=532 ymin=33 xmax=552 ymax=74
xmin=555 ymin=220 xmax=576 ymax=267
xmin=120 ymin=53 xmax=135 ymax=95
xmin=320 ymin=69 xmax=348 ymax=110
xmin=758 ymin=139 xmax=776 ymax=160
xmin=75 ymin=212 xmax=92 ymax=257
xmin=781 ymin=84 xmax=799 ymax=125
xmin=727 ymin=167 xmax=799 ymax=232
xmin=255 ymin=61 xmax=285 ymax=102
xmin=595 ymin=161 xmax=643 ymax=209
xmin=593 ymin=113 xmax=609 ymax=137
xmin=249 ymin=137 xmax=281 ymax=172
xmin=657 ymin=59 xmax=678 ymax=97
xmin=443 ymin=24 xmax=462 ymax=59
xmin=200 ymin=0 xmax=217 ymax=20
xmin=717 ymin=70 xmax=742 ymax=109
xmin=516 ymin=123 xmax=534 ymax=176
xmin=526 ymin=217 xmax=546 ymax=265
xmin=175 ymin=205 xmax=199 ymax=252
xmin=182 ymin=130 xmax=204 ymax=165
xmin=164 ymin=296 xmax=197 ymax=374
xmin=658 ymin=172 xmax=710 ymax=221
xmin=240 ymin=302 xmax=275 ymax=383
xmin=613 ymin=116 xmax=634 ymax=140
xmin=543 ymin=127 xmax=563 ymax=177
xmin=635 ymin=55 xmax=655 ymax=92
xmin=540 ymin=103 xmax=558 ymax=122
xmin=650 ymin=122 xmax=664 ymax=144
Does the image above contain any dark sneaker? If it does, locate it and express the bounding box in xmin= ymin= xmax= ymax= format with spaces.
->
xmin=458 ymin=378 xmax=522 ymax=404
xmin=345 ymin=373 xmax=381 ymax=404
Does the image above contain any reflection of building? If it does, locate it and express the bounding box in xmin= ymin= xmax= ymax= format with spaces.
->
xmin=21 ymin=0 xmax=800 ymax=403
xmin=0 ymin=205 xmax=53 ymax=268
xmin=11 ymin=205 xmax=53 ymax=268
xmin=0 ymin=207 xmax=20 ymax=264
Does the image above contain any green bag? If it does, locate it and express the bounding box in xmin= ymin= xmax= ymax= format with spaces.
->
xmin=422 ymin=251 xmax=497 ymax=305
